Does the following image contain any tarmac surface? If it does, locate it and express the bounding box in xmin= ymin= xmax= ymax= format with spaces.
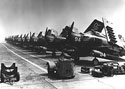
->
xmin=0 ymin=43 xmax=125 ymax=89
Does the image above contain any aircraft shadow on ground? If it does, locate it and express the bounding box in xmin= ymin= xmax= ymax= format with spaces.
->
xmin=76 ymin=60 xmax=94 ymax=67
xmin=40 ymin=73 xmax=48 ymax=77
xmin=76 ymin=60 xmax=106 ymax=67
xmin=39 ymin=73 xmax=62 ymax=80
xmin=38 ymin=55 xmax=61 ymax=59
xmin=31 ymin=52 xmax=52 ymax=55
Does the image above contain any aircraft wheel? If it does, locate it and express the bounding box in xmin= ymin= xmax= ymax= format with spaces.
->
xmin=47 ymin=63 xmax=55 ymax=75
xmin=42 ymin=50 xmax=46 ymax=54
xmin=15 ymin=72 xmax=20 ymax=82
xmin=1 ymin=74 xmax=4 ymax=83
xmin=37 ymin=49 xmax=41 ymax=54
xmin=93 ymin=58 xmax=99 ymax=66
xmin=74 ymin=56 xmax=79 ymax=64
xmin=105 ymin=69 xmax=114 ymax=77
xmin=52 ymin=52 xmax=56 ymax=57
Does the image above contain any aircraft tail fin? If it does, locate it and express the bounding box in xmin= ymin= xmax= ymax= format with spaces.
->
xmin=26 ymin=33 xmax=29 ymax=37
xmin=37 ymin=32 xmax=42 ymax=38
xmin=45 ymin=27 xmax=48 ymax=37
xmin=71 ymin=22 xmax=74 ymax=31
xmin=84 ymin=19 xmax=104 ymax=33
xmin=32 ymin=33 xmax=35 ymax=37
xmin=20 ymin=34 xmax=22 ymax=38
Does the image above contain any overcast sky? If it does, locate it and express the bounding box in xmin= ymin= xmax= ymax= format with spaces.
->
xmin=0 ymin=0 xmax=124 ymax=41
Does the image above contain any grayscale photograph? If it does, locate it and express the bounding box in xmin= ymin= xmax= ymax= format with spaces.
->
xmin=0 ymin=0 xmax=125 ymax=89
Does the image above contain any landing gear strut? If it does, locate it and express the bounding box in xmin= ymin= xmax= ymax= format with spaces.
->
xmin=52 ymin=51 xmax=56 ymax=57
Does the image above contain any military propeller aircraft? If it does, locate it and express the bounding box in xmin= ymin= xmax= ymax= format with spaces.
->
xmin=16 ymin=34 xmax=23 ymax=46
xmin=28 ymin=32 xmax=41 ymax=51
xmin=31 ymin=31 xmax=49 ymax=53
xmin=59 ymin=18 xmax=125 ymax=65
xmin=44 ymin=28 xmax=66 ymax=56
xmin=5 ymin=18 xmax=125 ymax=65
xmin=43 ymin=19 xmax=106 ymax=59
xmin=22 ymin=33 xmax=30 ymax=48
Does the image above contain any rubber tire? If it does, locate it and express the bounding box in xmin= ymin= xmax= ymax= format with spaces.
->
xmin=107 ymin=69 xmax=114 ymax=77
xmin=47 ymin=64 xmax=54 ymax=75
xmin=15 ymin=72 xmax=20 ymax=82
xmin=93 ymin=58 xmax=99 ymax=66
xmin=1 ymin=74 xmax=4 ymax=83
xmin=37 ymin=49 xmax=41 ymax=54
xmin=52 ymin=52 xmax=56 ymax=57
xmin=74 ymin=56 xmax=79 ymax=64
